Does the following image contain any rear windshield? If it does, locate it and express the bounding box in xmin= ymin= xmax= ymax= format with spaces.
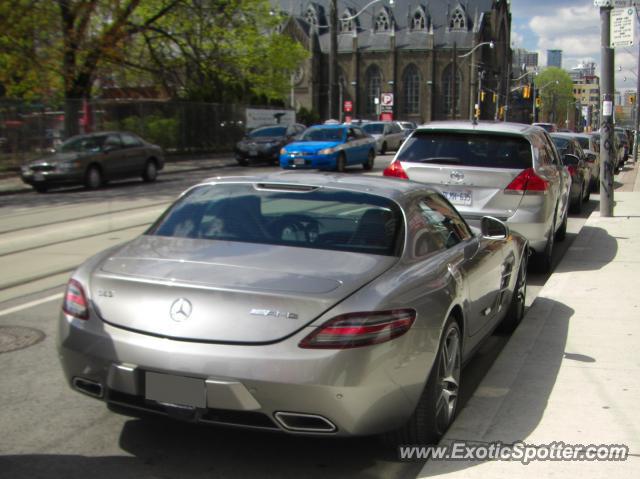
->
xmin=363 ymin=123 xmax=385 ymax=135
xmin=148 ymin=183 xmax=403 ymax=256
xmin=396 ymin=132 xmax=532 ymax=169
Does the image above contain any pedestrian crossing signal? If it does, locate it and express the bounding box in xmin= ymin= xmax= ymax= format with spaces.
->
xmin=536 ymin=97 xmax=542 ymax=108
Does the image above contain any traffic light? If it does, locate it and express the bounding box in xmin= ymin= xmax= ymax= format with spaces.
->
xmin=523 ymin=85 xmax=530 ymax=99
xmin=630 ymin=95 xmax=636 ymax=105
xmin=481 ymin=91 xmax=486 ymax=102
xmin=535 ymin=97 xmax=542 ymax=108
xmin=499 ymin=106 xmax=505 ymax=119
xmin=492 ymin=92 xmax=497 ymax=103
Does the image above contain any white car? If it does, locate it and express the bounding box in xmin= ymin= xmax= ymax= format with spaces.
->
xmin=362 ymin=121 xmax=405 ymax=154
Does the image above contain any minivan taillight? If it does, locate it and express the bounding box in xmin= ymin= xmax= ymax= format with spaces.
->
xmin=63 ymin=279 xmax=89 ymax=320
xmin=383 ymin=161 xmax=409 ymax=179
xmin=505 ymin=168 xmax=548 ymax=192
xmin=299 ymin=309 xmax=416 ymax=349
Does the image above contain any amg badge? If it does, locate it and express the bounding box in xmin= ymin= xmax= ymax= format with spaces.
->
xmin=250 ymin=309 xmax=299 ymax=320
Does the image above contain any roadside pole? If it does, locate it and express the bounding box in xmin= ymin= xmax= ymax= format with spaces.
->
xmin=597 ymin=1 xmax=615 ymax=217
xmin=635 ymin=13 xmax=640 ymax=162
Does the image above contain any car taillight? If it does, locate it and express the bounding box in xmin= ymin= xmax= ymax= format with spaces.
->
xmin=383 ymin=161 xmax=409 ymax=179
xmin=505 ymin=167 xmax=548 ymax=192
xmin=299 ymin=309 xmax=416 ymax=349
xmin=567 ymin=165 xmax=576 ymax=176
xmin=63 ymin=279 xmax=89 ymax=320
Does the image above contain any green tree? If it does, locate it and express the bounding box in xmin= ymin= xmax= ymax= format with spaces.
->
xmin=535 ymin=67 xmax=574 ymax=127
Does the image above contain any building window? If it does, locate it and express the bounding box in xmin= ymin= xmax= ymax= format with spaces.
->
xmin=403 ymin=65 xmax=420 ymax=114
xmin=340 ymin=9 xmax=356 ymax=33
xmin=375 ymin=10 xmax=390 ymax=32
xmin=449 ymin=7 xmax=466 ymax=31
xmin=366 ymin=65 xmax=382 ymax=115
xmin=442 ymin=64 xmax=462 ymax=115
xmin=304 ymin=6 xmax=318 ymax=27
xmin=411 ymin=8 xmax=427 ymax=30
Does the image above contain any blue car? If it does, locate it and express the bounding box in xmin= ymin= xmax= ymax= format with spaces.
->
xmin=279 ymin=124 xmax=377 ymax=172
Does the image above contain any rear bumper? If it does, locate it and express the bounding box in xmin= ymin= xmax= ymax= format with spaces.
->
xmin=58 ymin=311 xmax=429 ymax=437
xmin=279 ymin=153 xmax=338 ymax=170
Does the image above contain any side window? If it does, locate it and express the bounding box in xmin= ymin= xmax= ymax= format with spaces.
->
xmin=347 ymin=128 xmax=357 ymax=141
xmin=104 ymin=134 xmax=122 ymax=150
xmin=121 ymin=133 xmax=143 ymax=148
xmin=407 ymin=195 xmax=472 ymax=257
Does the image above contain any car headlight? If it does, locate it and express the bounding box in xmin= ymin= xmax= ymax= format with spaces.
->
xmin=318 ymin=147 xmax=335 ymax=155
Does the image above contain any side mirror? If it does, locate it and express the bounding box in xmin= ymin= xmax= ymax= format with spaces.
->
xmin=481 ymin=216 xmax=509 ymax=240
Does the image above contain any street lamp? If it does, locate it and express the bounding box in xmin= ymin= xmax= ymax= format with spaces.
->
xmin=457 ymin=41 xmax=494 ymax=121
xmin=328 ymin=0 xmax=395 ymax=120
xmin=458 ymin=41 xmax=494 ymax=58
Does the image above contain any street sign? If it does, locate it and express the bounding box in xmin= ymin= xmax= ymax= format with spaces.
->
xmin=343 ymin=100 xmax=353 ymax=113
xmin=611 ymin=7 xmax=636 ymax=47
xmin=380 ymin=93 xmax=394 ymax=114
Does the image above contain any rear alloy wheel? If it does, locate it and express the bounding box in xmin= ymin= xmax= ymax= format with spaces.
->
xmin=570 ymin=185 xmax=583 ymax=214
xmin=380 ymin=142 xmax=387 ymax=155
xmin=84 ymin=166 xmax=102 ymax=190
xmin=385 ymin=318 xmax=461 ymax=445
xmin=33 ymin=184 xmax=48 ymax=193
xmin=142 ymin=159 xmax=157 ymax=182
xmin=534 ymin=220 xmax=555 ymax=274
xmin=498 ymin=256 xmax=527 ymax=333
xmin=336 ymin=152 xmax=346 ymax=172
xmin=555 ymin=208 xmax=567 ymax=242
xmin=583 ymin=179 xmax=590 ymax=203
xmin=236 ymin=156 xmax=249 ymax=167
xmin=362 ymin=149 xmax=375 ymax=170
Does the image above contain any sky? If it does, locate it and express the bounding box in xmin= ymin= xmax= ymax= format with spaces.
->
xmin=510 ymin=0 xmax=639 ymax=92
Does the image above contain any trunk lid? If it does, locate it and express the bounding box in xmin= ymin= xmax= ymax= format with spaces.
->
xmin=91 ymin=236 xmax=396 ymax=343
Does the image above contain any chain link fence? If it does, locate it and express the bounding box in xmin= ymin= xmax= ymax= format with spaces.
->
xmin=0 ymin=99 xmax=263 ymax=172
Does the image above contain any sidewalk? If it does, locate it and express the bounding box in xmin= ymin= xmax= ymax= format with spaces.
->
xmin=419 ymin=164 xmax=640 ymax=476
xmin=0 ymin=155 xmax=235 ymax=195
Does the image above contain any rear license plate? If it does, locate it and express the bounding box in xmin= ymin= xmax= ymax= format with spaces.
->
xmin=442 ymin=190 xmax=472 ymax=206
xmin=34 ymin=172 xmax=45 ymax=181
xmin=293 ymin=158 xmax=305 ymax=165
xmin=145 ymin=372 xmax=206 ymax=408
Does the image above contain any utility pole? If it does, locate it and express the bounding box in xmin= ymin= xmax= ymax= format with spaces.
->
xmin=328 ymin=0 xmax=338 ymax=120
xmin=597 ymin=1 xmax=615 ymax=217
xmin=634 ymin=8 xmax=640 ymax=162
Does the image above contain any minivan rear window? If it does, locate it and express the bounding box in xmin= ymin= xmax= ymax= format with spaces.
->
xmin=396 ymin=132 xmax=532 ymax=169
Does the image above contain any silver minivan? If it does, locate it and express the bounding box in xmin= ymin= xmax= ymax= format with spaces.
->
xmin=362 ymin=121 xmax=405 ymax=155
xmin=384 ymin=121 xmax=571 ymax=272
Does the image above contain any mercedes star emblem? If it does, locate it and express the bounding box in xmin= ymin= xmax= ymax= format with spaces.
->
xmin=170 ymin=298 xmax=193 ymax=322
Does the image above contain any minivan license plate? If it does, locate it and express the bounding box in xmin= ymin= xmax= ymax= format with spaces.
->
xmin=145 ymin=372 xmax=205 ymax=408
xmin=442 ymin=190 xmax=472 ymax=206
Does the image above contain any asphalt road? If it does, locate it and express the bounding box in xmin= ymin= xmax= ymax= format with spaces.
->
xmin=0 ymin=154 xmax=598 ymax=479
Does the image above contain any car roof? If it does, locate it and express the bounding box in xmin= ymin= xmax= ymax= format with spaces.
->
xmin=195 ymin=172 xmax=431 ymax=203
xmin=414 ymin=121 xmax=540 ymax=136
xmin=309 ymin=124 xmax=346 ymax=130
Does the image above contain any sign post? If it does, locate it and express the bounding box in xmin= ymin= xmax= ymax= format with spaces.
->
xmin=380 ymin=93 xmax=394 ymax=121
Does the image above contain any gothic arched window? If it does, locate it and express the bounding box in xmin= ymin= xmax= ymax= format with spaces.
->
xmin=449 ymin=7 xmax=466 ymax=30
xmin=403 ymin=65 xmax=421 ymax=114
xmin=411 ymin=8 xmax=427 ymax=31
xmin=374 ymin=10 xmax=390 ymax=32
xmin=340 ymin=9 xmax=356 ymax=33
xmin=365 ymin=65 xmax=382 ymax=115
xmin=304 ymin=6 xmax=319 ymax=27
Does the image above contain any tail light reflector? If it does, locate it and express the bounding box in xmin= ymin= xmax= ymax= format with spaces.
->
xmin=505 ymin=167 xmax=548 ymax=192
xmin=299 ymin=309 xmax=416 ymax=349
xmin=63 ymin=279 xmax=89 ymax=320
xmin=383 ymin=161 xmax=409 ymax=179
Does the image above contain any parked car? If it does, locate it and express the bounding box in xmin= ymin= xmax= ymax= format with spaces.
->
xmin=550 ymin=133 xmax=591 ymax=213
xmin=20 ymin=131 xmax=164 ymax=193
xmin=58 ymin=173 xmax=528 ymax=445
xmin=398 ymin=121 xmax=418 ymax=138
xmin=235 ymin=124 xmax=306 ymax=166
xmin=614 ymin=127 xmax=629 ymax=167
xmin=362 ymin=121 xmax=405 ymax=154
xmin=574 ymin=132 xmax=600 ymax=192
xmin=592 ymin=132 xmax=624 ymax=172
xmin=279 ymin=124 xmax=376 ymax=171
xmin=383 ymin=121 xmax=571 ymax=272
xmin=532 ymin=122 xmax=557 ymax=133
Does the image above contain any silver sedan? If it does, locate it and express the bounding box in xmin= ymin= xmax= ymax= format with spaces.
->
xmin=58 ymin=173 xmax=528 ymax=444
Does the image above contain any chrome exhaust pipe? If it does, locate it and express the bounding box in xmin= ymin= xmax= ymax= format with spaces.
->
xmin=274 ymin=412 xmax=337 ymax=433
xmin=72 ymin=377 xmax=104 ymax=398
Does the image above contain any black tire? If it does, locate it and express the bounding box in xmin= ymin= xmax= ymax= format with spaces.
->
xmin=142 ymin=159 xmax=158 ymax=182
xmin=582 ymin=180 xmax=590 ymax=203
xmin=384 ymin=318 xmax=462 ymax=445
xmin=498 ymin=255 xmax=527 ymax=333
xmin=33 ymin=184 xmax=48 ymax=193
xmin=380 ymin=142 xmax=387 ymax=155
xmin=84 ymin=165 xmax=102 ymax=190
xmin=570 ymin=188 xmax=582 ymax=214
xmin=555 ymin=208 xmax=567 ymax=242
xmin=362 ymin=149 xmax=375 ymax=170
xmin=336 ymin=152 xmax=346 ymax=172
xmin=236 ymin=157 xmax=249 ymax=166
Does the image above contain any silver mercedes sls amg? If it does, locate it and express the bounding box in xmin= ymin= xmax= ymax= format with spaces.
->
xmin=58 ymin=172 xmax=528 ymax=444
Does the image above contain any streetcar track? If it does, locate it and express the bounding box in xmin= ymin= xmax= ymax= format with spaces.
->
xmin=0 ymin=201 xmax=169 ymax=235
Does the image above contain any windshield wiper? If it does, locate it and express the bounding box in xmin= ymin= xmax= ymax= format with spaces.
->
xmin=417 ymin=157 xmax=462 ymax=165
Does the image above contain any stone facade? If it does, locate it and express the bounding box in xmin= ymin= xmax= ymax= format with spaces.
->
xmin=276 ymin=0 xmax=512 ymax=122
